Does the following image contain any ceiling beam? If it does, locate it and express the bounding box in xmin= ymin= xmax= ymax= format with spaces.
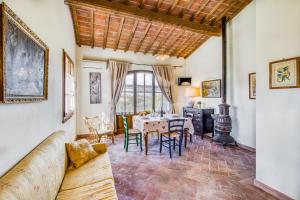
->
xmin=210 ymin=0 xmax=238 ymax=25
xmin=158 ymin=26 xmax=178 ymax=55
xmin=144 ymin=24 xmax=164 ymax=54
xmin=103 ymin=14 xmax=110 ymax=49
xmin=170 ymin=31 xmax=193 ymax=56
xmin=201 ymin=0 xmax=225 ymax=23
xmin=153 ymin=0 xmax=164 ymax=12
xmin=190 ymin=0 xmax=210 ymax=21
xmin=91 ymin=10 xmax=95 ymax=47
xmin=65 ymin=0 xmax=221 ymax=36
xmin=181 ymin=35 xmax=205 ymax=57
xmin=167 ymin=0 xmax=180 ymax=15
xmin=176 ymin=33 xmax=199 ymax=57
xmin=125 ymin=20 xmax=139 ymax=52
xmin=165 ymin=30 xmax=187 ymax=55
xmin=139 ymin=0 xmax=146 ymax=8
xmin=179 ymin=0 xmax=194 ymax=18
xmin=114 ymin=17 xmax=125 ymax=50
xmin=69 ymin=6 xmax=81 ymax=46
xmin=184 ymin=36 xmax=209 ymax=58
xmin=153 ymin=26 xmax=176 ymax=55
xmin=135 ymin=23 xmax=152 ymax=53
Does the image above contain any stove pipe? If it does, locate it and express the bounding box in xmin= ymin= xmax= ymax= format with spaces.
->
xmin=212 ymin=17 xmax=237 ymax=147
xmin=221 ymin=17 xmax=227 ymax=104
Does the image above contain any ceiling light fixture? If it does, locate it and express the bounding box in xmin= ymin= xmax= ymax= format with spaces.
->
xmin=155 ymin=54 xmax=170 ymax=61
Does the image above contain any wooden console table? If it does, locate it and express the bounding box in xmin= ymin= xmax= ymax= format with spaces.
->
xmin=183 ymin=107 xmax=215 ymax=139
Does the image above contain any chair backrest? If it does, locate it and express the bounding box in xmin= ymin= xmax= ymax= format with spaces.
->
xmin=185 ymin=112 xmax=194 ymax=119
xmin=168 ymin=118 xmax=185 ymax=133
xmin=84 ymin=116 xmax=100 ymax=134
xmin=122 ymin=115 xmax=129 ymax=136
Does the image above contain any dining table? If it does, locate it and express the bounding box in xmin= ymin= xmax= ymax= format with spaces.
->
xmin=132 ymin=115 xmax=194 ymax=155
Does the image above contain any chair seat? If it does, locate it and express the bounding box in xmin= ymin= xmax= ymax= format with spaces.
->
xmin=97 ymin=129 xmax=114 ymax=135
xmin=128 ymin=129 xmax=141 ymax=135
xmin=161 ymin=131 xmax=180 ymax=138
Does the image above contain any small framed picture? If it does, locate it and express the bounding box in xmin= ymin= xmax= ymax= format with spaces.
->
xmin=249 ymin=73 xmax=256 ymax=99
xmin=202 ymin=79 xmax=221 ymax=98
xmin=269 ymin=57 xmax=300 ymax=89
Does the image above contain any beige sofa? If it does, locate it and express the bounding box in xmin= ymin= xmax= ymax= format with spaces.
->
xmin=0 ymin=131 xmax=118 ymax=200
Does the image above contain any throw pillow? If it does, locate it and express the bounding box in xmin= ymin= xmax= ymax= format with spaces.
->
xmin=66 ymin=139 xmax=98 ymax=168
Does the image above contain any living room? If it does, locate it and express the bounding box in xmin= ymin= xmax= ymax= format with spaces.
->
xmin=0 ymin=0 xmax=299 ymax=200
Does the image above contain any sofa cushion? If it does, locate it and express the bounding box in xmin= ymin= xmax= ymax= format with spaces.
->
xmin=65 ymin=139 xmax=98 ymax=168
xmin=56 ymin=179 xmax=118 ymax=200
xmin=0 ymin=131 xmax=71 ymax=200
xmin=60 ymin=152 xmax=114 ymax=191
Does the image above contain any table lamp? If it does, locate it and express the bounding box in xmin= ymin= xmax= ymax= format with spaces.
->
xmin=185 ymin=87 xmax=200 ymax=107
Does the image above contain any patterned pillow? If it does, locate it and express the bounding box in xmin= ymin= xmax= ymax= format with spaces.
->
xmin=66 ymin=139 xmax=98 ymax=168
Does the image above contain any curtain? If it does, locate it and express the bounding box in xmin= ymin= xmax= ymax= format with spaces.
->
xmin=108 ymin=60 xmax=130 ymax=131
xmin=152 ymin=65 xmax=176 ymax=113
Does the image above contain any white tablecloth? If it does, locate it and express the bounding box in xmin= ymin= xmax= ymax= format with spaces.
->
xmin=133 ymin=116 xmax=194 ymax=135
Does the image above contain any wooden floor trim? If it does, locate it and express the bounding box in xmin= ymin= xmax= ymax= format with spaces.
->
xmin=254 ymin=179 xmax=294 ymax=200
xmin=237 ymin=142 xmax=256 ymax=153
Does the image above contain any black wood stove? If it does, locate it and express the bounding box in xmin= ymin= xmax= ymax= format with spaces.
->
xmin=212 ymin=17 xmax=237 ymax=147
xmin=212 ymin=104 xmax=237 ymax=146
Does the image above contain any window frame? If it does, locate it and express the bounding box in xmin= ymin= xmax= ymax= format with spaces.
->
xmin=117 ymin=70 xmax=168 ymax=114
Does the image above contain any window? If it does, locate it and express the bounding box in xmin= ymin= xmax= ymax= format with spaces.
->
xmin=116 ymin=71 xmax=170 ymax=114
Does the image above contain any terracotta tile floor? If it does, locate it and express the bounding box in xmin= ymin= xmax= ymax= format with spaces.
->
xmin=107 ymin=134 xmax=277 ymax=200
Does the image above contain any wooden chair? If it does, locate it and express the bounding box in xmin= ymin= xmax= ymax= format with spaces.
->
xmin=122 ymin=115 xmax=143 ymax=152
xmin=84 ymin=116 xmax=115 ymax=144
xmin=185 ymin=112 xmax=194 ymax=145
xmin=160 ymin=118 xmax=185 ymax=158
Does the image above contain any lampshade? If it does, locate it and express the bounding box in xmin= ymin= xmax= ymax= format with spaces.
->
xmin=185 ymin=87 xmax=200 ymax=97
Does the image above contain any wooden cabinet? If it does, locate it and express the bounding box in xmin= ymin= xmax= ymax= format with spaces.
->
xmin=183 ymin=107 xmax=214 ymax=139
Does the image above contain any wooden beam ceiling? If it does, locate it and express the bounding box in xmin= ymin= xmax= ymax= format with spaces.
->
xmin=125 ymin=20 xmax=139 ymax=52
xmin=65 ymin=0 xmax=221 ymax=36
xmin=135 ymin=23 xmax=151 ymax=52
xmin=114 ymin=17 xmax=125 ymax=50
xmin=67 ymin=0 xmax=252 ymax=58
xmin=103 ymin=14 xmax=110 ymax=49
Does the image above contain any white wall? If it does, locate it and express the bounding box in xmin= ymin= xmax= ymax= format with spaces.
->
xmin=186 ymin=37 xmax=222 ymax=109
xmin=256 ymin=0 xmax=300 ymax=199
xmin=0 ymin=0 xmax=76 ymax=176
xmin=227 ymin=2 xmax=256 ymax=148
xmin=185 ymin=1 xmax=256 ymax=148
xmin=76 ymin=47 xmax=186 ymax=134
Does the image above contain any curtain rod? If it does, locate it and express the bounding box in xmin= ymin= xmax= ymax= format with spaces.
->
xmin=81 ymin=58 xmax=183 ymax=68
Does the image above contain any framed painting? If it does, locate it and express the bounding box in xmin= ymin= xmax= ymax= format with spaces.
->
xmin=0 ymin=3 xmax=49 ymax=103
xmin=89 ymin=72 xmax=102 ymax=104
xmin=269 ymin=57 xmax=300 ymax=89
xmin=62 ymin=50 xmax=75 ymax=123
xmin=202 ymin=79 xmax=221 ymax=98
xmin=249 ymin=73 xmax=256 ymax=99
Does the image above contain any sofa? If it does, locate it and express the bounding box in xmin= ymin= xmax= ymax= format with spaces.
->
xmin=0 ymin=131 xmax=118 ymax=200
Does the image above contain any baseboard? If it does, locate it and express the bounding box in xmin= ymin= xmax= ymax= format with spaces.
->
xmin=237 ymin=142 xmax=256 ymax=153
xmin=254 ymin=179 xmax=294 ymax=200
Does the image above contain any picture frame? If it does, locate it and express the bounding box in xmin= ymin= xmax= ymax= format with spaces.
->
xmin=62 ymin=50 xmax=75 ymax=123
xmin=249 ymin=73 xmax=256 ymax=99
xmin=269 ymin=57 xmax=300 ymax=89
xmin=202 ymin=79 xmax=221 ymax=98
xmin=0 ymin=3 xmax=49 ymax=103
xmin=89 ymin=72 xmax=102 ymax=104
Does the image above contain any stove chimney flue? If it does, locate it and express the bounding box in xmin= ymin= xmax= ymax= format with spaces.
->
xmin=221 ymin=17 xmax=227 ymax=104
xmin=212 ymin=17 xmax=237 ymax=147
